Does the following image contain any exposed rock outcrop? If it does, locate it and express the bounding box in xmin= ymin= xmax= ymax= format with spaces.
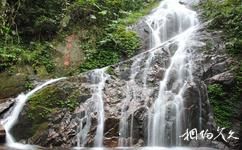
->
xmin=3 ymin=6 xmax=240 ymax=150
xmin=8 ymin=24 xmax=228 ymax=148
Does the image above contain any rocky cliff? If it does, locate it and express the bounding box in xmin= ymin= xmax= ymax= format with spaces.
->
xmin=1 ymin=1 xmax=240 ymax=150
xmin=8 ymin=21 xmax=239 ymax=149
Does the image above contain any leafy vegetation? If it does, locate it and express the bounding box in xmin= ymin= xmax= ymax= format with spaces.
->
xmin=208 ymin=78 xmax=241 ymax=128
xmin=76 ymin=0 xmax=159 ymax=72
xmin=0 ymin=0 xmax=158 ymax=75
xmin=200 ymin=0 xmax=242 ymax=55
xmin=0 ymin=42 xmax=55 ymax=73
xmin=67 ymin=0 xmax=157 ymax=28
xmin=201 ymin=0 xmax=242 ymax=129
xmin=208 ymin=84 xmax=231 ymax=128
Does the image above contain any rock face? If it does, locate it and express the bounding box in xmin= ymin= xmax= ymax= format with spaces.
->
xmin=130 ymin=19 xmax=151 ymax=52
xmin=4 ymin=10 xmax=239 ymax=150
xmin=0 ymin=98 xmax=14 ymax=117
xmin=189 ymin=27 xmax=241 ymax=150
xmin=8 ymin=23 xmax=236 ymax=149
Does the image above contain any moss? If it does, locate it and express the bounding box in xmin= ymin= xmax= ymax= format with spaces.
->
xmin=106 ymin=66 xmax=115 ymax=75
xmin=26 ymin=84 xmax=80 ymax=135
xmin=31 ymin=122 xmax=49 ymax=140
xmin=208 ymin=83 xmax=241 ymax=128
xmin=0 ymin=72 xmax=27 ymax=99
xmin=208 ymin=84 xmax=230 ymax=128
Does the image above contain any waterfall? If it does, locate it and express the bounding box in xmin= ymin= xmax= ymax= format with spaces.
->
xmin=118 ymin=57 xmax=143 ymax=146
xmin=145 ymin=0 xmax=198 ymax=48
xmin=1 ymin=78 xmax=66 ymax=149
xmin=76 ymin=68 xmax=109 ymax=147
xmin=2 ymin=0 xmax=206 ymax=149
xmin=118 ymin=0 xmax=199 ymax=147
xmin=92 ymin=69 xmax=109 ymax=147
xmin=146 ymin=0 xmax=199 ymax=146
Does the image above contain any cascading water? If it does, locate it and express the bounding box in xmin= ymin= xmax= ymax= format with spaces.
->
xmin=76 ymin=68 xmax=109 ymax=147
xmin=2 ymin=0 xmax=207 ymax=149
xmin=147 ymin=29 xmax=196 ymax=146
xmin=1 ymin=78 xmax=66 ymax=149
xmin=118 ymin=0 xmax=199 ymax=147
xmin=118 ymin=57 xmax=143 ymax=147
xmin=92 ymin=69 xmax=109 ymax=147
xmin=146 ymin=0 xmax=199 ymax=146
xmin=145 ymin=0 xmax=198 ymax=48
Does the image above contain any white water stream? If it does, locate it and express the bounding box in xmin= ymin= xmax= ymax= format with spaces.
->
xmin=146 ymin=0 xmax=198 ymax=146
xmin=118 ymin=0 xmax=199 ymax=147
xmin=76 ymin=68 xmax=109 ymax=147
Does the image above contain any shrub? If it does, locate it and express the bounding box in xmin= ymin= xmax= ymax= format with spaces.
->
xmin=99 ymin=26 xmax=140 ymax=58
xmin=201 ymin=0 xmax=242 ymax=55
xmin=208 ymin=84 xmax=231 ymax=128
xmin=80 ymin=50 xmax=119 ymax=72
xmin=201 ymin=0 xmax=242 ymax=129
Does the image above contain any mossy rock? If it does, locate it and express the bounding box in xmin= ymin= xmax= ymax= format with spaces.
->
xmin=11 ymin=81 xmax=82 ymax=141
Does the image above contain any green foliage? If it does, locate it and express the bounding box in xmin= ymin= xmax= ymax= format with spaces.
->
xmin=0 ymin=42 xmax=54 ymax=73
xmin=69 ymin=0 xmax=157 ymax=27
xmin=208 ymin=84 xmax=231 ymax=128
xmin=208 ymin=82 xmax=241 ymax=128
xmin=11 ymin=0 xmax=70 ymax=41
xmin=24 ymin=80 xmax=34 ymax=90
xmin=0 ymin=46 xmax=22 ymax=71
xmin=0 ymin=0 xmax=158 ymax=75
xmin=114 ymin=28 xmax=140 ymax=57
xmin=118 ymin=1 xmax=160 ymax=26
xmin=201 ymin=0 xmax=242 ymax=55
xmin=77 ymin=0 xmax=157 ymax=72
xmin=0 ymin=1 xmax=11 ymax=43
xmin=80 ymin=50 xmax=119 ymax=72
xmin=202 ymin=0 xmax=242 ymax=129
xmin=208 ymin=84 xmax=225 ymax=99
xmin=28 ymin=42 xmax=55 ymax=73
xmin=99 ymin=26 xmax=140 ymax=58
xmin=79 ymin=25 xmax=140 ymax=72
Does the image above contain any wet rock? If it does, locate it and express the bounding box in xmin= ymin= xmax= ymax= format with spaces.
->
xmin=104 ymin=117 xmax=119 ymax=138
xmin=0 ymin=98 xmax=14 ymax=117
xmin=205 ymin=71 xmax=234 ymax=85
xmin=0 ymin=125 xmax=6 ymax=143
xmin=7 ymin=19 xmax=239 ymax=150
xmin=130 ymin=20 xmax=151 ymax=52
xmin=103 ymin=137 xmax=118 ymax=147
